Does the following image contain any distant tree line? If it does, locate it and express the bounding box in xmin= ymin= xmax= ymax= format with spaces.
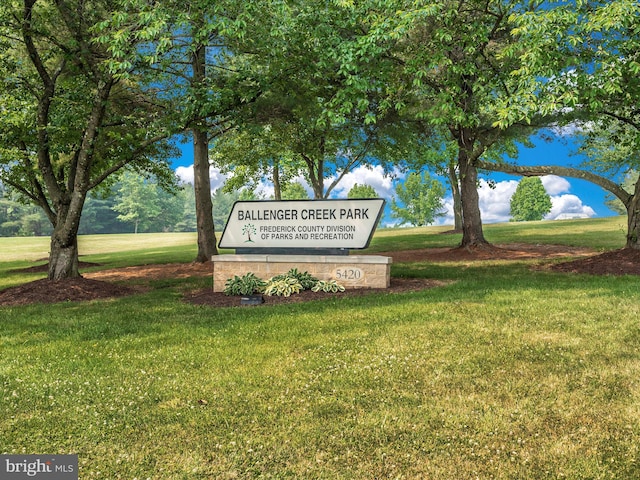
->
xmin=0 ymin=176 xmax=196 ymax=236
xmin=0 ymin=182 xmax=52 ymax=237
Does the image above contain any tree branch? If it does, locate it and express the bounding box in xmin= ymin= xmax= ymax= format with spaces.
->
xmin=602 ymin=110 xmax=640 ymax=131
xmin=476 ymin=160 xmax=633 ymax=207
xmin=22 ymin=0 xmax=67 ymax=205
xmin=87 ymin=133 xmax=170 ymax=190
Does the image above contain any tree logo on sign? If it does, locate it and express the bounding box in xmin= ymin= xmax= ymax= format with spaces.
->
xmin=242 ymin=224 xmax=256 ymax=243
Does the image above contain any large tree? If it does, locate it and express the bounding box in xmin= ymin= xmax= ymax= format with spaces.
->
xmin=0 ymin=0 xmax=173 ymax=279
xmin=211 ymin=0 xmax=421 ymax=200
xmin=211 ymin=126 xmax=304 ymax=201
xmin=180 ymin=8 xmax=261 ymax=262
xmin=329 ymin=0 xmax=553 ymax=248
xmin=477 ymin=124 xmax=640 ymax=249
xmin=213 ymin=111 xmax=411 ymax=200
xmin=406 ymin=1 xmax=554 ymax=247
xmin=491 ymin=0 xmax=640 ymax=248
xmin=104 ymin=0 xmax=269 ymax=261
xmin=112 ymin=172 xmax=162 ymax=234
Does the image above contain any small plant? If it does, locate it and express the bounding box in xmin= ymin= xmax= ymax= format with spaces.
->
xmin=270 ymin=268 xmax=319 ymax=291
xmin=223 ymin=272 xmax=266 ymax=296
xmin=311 ymin=279 xmax=346 ymax=293
xmin=264 ymin=277 xmax=303 ymax=297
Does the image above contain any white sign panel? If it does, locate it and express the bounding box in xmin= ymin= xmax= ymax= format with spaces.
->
xmin=219 ymin=199 xmax=385 ymax=250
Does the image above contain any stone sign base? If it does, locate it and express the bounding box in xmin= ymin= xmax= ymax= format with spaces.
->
xmin=213 ymin=254 xmax=392 ymax=292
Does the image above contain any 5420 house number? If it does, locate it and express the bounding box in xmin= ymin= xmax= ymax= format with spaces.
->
xmin=333 ymin=268 xmax=363 ymax=281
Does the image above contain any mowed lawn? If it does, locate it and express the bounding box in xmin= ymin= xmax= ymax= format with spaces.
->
xmin=2 ymin=217 xmax=640 ymax=479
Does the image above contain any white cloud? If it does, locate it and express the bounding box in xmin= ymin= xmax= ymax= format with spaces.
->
xmin=540 ymin=175 xmax=571 ymax=195
xmin=175 ymin=165 xmax=194 ymax=185
xmin=546 ymin=195 xmax=596 ymax=220
xmin=540 ymin=175 xmax=596 ymax=220
xmin=478 ymin=179 xmax=519 ymax=223
xmin=327 ymin=165 xmax=401 ymax=199
xmin=175 ymin=165 xmax=227 ymax=193
xmin=547 ymin=112 xmax=592 ymax=138
xmin=551 ymin=122 xmax=588 ymax=138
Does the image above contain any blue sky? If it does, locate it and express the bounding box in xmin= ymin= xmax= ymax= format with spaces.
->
xmin=171 ymin=132 xmax=620 ymax=227
xmin=495 ymin=134 xmax=617 ymax=218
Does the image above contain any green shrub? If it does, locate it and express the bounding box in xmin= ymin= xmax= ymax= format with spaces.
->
xmin=264 ymin=277 xmax=303 ymax=297
xmin=270 ymin=268 xmax=319 ymax=290
xmin=223 ymin=272 xmax=266 ymax=296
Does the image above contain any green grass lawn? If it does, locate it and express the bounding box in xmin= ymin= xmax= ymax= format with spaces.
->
xmin=2 ymin=217 xmax=640 ymax=479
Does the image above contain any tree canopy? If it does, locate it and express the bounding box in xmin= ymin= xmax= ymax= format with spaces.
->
xmin=348 ymin=184 xmax=379 ymax=199
xmin=0 ymin=0 xmax=177 ymax=278
xmin=391 ymin=172 xmax=445 ymax=227
xmin=491 ymin=0 xmax=640 ymax=248
xmin=510 ymin=177 xmax=552 ymax=222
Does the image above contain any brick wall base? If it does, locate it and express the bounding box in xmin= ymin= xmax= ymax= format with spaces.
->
xmin=213 ymin=254 xmax=392 ymax=292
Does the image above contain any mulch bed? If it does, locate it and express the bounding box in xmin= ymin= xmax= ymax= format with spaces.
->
xmin=0 ymin=277 xmax=141 ymax=307
xmin=549 ymin=248 xmax=640 ymax=276
xmin=2 ymin=244 xmax=638 ymax=307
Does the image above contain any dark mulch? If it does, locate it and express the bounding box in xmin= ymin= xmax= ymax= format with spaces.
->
xmin=549 ymin=248 xmax=640 ymax=276
xmin=0 ymin=277 xmax=140 ymax=307
xmin=2 ymin=245 xmax=638 ymax=307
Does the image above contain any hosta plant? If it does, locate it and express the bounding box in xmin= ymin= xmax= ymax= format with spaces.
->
xmin=223 ymin=272 xmax=266 ymax=296
xmin=264 ymin=277 xmax=303 ymax=297
xmin=270 ymin=268 xmax=318 ymax=290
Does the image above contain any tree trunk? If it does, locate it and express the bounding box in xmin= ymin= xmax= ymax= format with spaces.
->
xmin=273 ymin=162 xmax=282 ymax=200
xmin=448 ymin=162 xmax=463 ymax=230
xmin=193 ymin=126 xmax=218 ymax=262
xmin=47 ymin=199 xmax=82 ymax=280
xmin=458 ymin=137 xmax=488 ymax=247
xmin=192 ymin=43 xmax=218 ymax=262
xmin=627 ymin=177 xmax=640 ymax=249
xmin=307 ymin=156 xmax=324 ymax=199
xmin=49 ymin=234 xmax=80 ymax=280
xmin=46 ymin=191 xmax=86 ymax=280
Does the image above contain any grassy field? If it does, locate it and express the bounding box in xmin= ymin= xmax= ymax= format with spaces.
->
xmin=2 ymin=217 xmax=639 ymax=479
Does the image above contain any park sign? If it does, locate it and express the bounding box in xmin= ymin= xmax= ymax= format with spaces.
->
xmin=219 ymin=199 xmax=385 ymax=253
